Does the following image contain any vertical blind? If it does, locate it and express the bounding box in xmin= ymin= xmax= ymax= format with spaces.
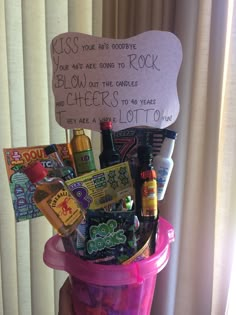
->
xmin=0 ymin=1 xmax=102 ymax=314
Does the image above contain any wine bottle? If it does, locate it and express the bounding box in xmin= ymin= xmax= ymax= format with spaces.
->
xmin=70 ymin=129 xmax=96 ymax=176
xmin=99 ymin=121 xmax=121 ymax=168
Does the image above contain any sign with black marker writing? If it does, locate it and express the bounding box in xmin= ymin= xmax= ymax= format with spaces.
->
xmin=51 ymin=30 xmax=182 ymax=131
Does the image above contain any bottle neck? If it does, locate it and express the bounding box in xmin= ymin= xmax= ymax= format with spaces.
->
xmin=34 ymin=175 xmax=52 ymax=186
xmin=141 ymin=169 xmax=156 ymax=180
xmin=160 ymin=138 xmax=175 ymax=158
xmin=101 ymin=129 xmax=115 ymax=150
xmin=73 ymin=128 xmax=85 ymax=136
xmin=139 ymin=155 xmax=154 ymax=170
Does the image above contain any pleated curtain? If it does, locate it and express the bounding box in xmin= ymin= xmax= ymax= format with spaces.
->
xmin=0 ymin=1 xmax=102 ymax=314
xmin=103 ymin=1 xmax=236 ymax=315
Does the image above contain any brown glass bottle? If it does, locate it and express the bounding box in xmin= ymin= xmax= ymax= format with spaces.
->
xmin=24 ymin=161 xmax=84 ymax=237
xmin=99 ymin=121 xmax=121 ymax=169
xmin=70 ymin=129 xmax=96 ymax=176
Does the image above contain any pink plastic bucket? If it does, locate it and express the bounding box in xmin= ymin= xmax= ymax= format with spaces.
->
xmin=43 ymin=217 xmax=174 ymax=315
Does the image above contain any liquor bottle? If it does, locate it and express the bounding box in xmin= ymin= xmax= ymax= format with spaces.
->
xmin=99 ymin=121 xmax=121 ymax=168
xmin=70 ymin=129 xmax=96 ymax=176
xmin=140 ymin=169 xmax=158 ymax=220
xmin=153 ymin=129 xmax=177 ymax=200
xmin=23 ymin=161 xmax=84 ymax=237
xmin=44 ymin=144 xmax=76 ymax=181
xmin=135 ymin=145 xmax=158 ymax=221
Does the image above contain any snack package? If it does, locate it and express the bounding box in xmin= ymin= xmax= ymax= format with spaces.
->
xmin=84 ymin=210 xmax=137 ymax=264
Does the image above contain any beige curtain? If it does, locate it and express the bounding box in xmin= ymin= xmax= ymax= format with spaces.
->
xmin=1 ymin=0 xmax=236 ymax=315
xmin=102 ymin=1 xmax=236 ymax=315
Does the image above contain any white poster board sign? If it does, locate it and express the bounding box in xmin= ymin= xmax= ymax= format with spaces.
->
xmin=51 ymin=30 xmax=182 ymax=131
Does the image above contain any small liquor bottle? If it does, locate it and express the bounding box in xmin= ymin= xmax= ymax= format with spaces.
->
xmin=153 ymin=129 xmax=177 ymax=200
xmin=99 ymin=121 xmax=121 ymax=168
xmin=140 ymin=169 xmax=158 ymax=220
xmin=70 ymin=129 xmax=96 ymax=176
xmin=23 ymin=161 xmax=84 ymax=237
xmin=135 ymin=145 xmax=158 ymax=221
xmin=44 ymin=144 xmax=75 ymax=181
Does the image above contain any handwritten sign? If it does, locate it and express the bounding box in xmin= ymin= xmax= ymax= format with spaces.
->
xmin=51 ymin=30 xmax=182 ymax=131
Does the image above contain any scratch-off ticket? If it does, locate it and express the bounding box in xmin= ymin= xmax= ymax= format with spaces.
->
xmin=66 ymin=162 xmax=134 ymax=210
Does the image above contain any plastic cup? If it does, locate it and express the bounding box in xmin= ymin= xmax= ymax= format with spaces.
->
xmin=43 ymin=217 xmax=174 ymax=315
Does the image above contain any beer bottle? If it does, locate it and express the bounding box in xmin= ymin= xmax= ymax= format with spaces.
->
xmin=70 ymin=129 xmax=96 ymax=176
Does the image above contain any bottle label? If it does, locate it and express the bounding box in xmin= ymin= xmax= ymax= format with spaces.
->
xmin=61 ymin=167 xmax=75 ymax=181
xmin=47 ymin=187 xmax=84 ymax=226
xmin=157 ymin=165 xmax=172 ymax=199
xmin=141 ymin=179 xmax=158 ymax=217
xmin=73 ymin=150 xmax=96 ymax=175
xmin=86 ymin=219 xmax=127 ymax=255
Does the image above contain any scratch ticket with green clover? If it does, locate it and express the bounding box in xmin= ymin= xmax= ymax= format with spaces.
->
xmin=66 ymin=162 xmax=134 ymax=210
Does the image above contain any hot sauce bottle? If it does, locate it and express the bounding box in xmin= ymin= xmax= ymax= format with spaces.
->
xmin=24 ymin=161 xmax=84 ymax=237
xmin=136 ymin=145 xmax=158 ymax=221
xmin=140 ymin=169 xmax=158 ymax=220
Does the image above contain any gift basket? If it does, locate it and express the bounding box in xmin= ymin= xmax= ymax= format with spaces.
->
xmin=3 ymin=30 xmax=182 ymax=315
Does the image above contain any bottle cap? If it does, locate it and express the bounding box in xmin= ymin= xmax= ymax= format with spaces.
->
xmin=163 ymin=129 xmax=177 ymax=140
xmin=100 ymin=121 xmax=112 ymax=130
xmin=141 ymin=169 xmax=157 ymax=179
xmin=44 ymin=144 xmax=58 ymax=155
xmin=73 ymin=128 xmax=84 ymax=135
xmin=23 ymin=161 xmax=48 ymax=183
